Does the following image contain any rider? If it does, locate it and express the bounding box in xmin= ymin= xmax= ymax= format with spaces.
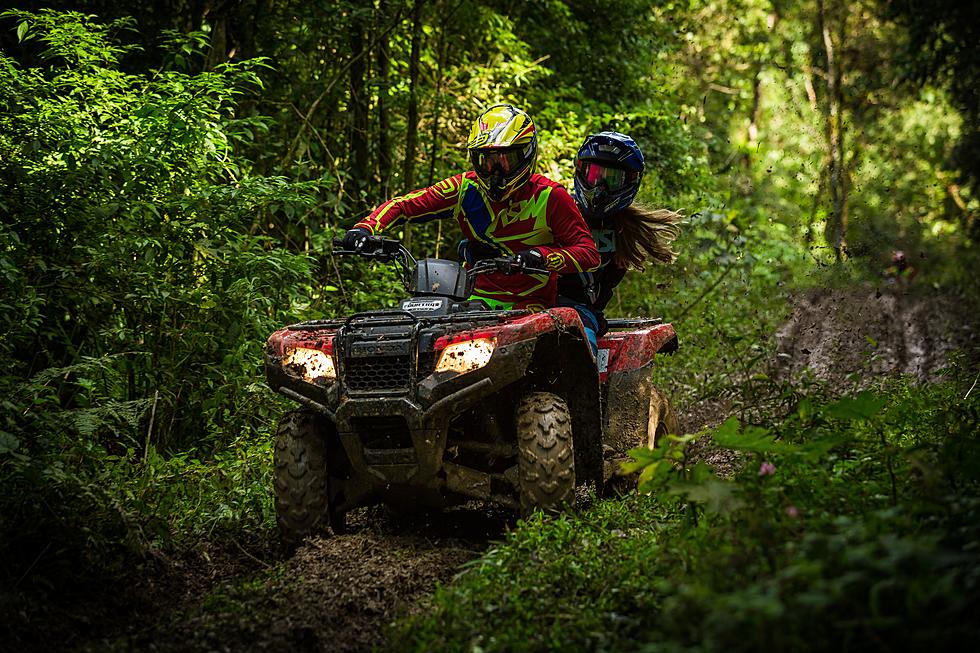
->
xmin=884 ymin=249 xmax=916 ymax=284
xmin=557 ymin=131 xmax=682 ymax=353
xmin=342 ymin=104 xmax=600 ymax=311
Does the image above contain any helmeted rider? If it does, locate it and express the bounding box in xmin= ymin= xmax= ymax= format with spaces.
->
xmin=557 ymin=131 xmax=682 ymax=353
xmin=885 ymin=249 xmax=916 ymax=284
xmin=343 ymin=104 xmax=600 ymax=311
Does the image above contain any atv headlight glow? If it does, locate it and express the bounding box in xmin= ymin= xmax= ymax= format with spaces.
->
xmin=283 ymin=347 xmax=336 ymax=383
xmin=435 ymin=338 xmax=496 ymax=375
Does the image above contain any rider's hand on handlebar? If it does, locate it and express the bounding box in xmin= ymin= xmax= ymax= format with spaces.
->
xmin=342 ymin=227 xmax=372 ymax=252
xmin=515 ymin=248 xmax=545 ymax=271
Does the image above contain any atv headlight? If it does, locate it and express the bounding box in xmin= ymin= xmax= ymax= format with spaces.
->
xmin=283 ymin=347 xmax=336 ymax=383
xmin=435 ymin=338 xmax=496 ymax=375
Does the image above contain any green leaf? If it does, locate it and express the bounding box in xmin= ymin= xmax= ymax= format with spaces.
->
xmin=668 ymin=477 xmax=743 ymax=514
xmin=712 ymin=417 xmax=798 ymax=454
xmin=17 ymin=21 xmax=28 ymax=42
xmin=0 ymin=431 xmax=20 ymax=454
xmin=825 ymin=392 xmax=886 ymax=421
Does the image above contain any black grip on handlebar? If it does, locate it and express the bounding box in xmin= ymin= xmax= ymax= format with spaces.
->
xmin=468 ymin=257 xmax=552 ymax=276
xmin=332 ymin=234 xmax=407 ymax=264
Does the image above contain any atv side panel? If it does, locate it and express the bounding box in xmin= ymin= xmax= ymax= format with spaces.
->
xmin=596 ymin=324 xmax=677 ymax=455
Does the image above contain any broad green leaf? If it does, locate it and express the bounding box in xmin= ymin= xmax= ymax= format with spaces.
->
xmin=825 ymin=392 xmax=886 ymax=421
xmin=668 ymin=477 xmax=743 ymax=514
xmin=0 ymin=431 xmax=20 ymax=454
xmin=712 ymin=418 xmax=798 ymax=454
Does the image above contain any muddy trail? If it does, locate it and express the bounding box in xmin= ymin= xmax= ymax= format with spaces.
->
xmin=21 ymin=285 xmax=977 ymax=653
xmin=774 ymin=286 xmax=976 ymax=387
xmin=55 ymin=507 xmax=506 ymax=653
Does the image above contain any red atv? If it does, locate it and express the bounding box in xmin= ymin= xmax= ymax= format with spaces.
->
xmin=264 ymin=236 xmax=677 ymax=544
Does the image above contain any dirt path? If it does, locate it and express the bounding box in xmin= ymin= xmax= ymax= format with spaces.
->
xmin=673 ymin=285 xmax=977 ymax=478
xmin=774 ymin=286 xmax=976 ymax=386
xmin=110 ymin=508 xmax=507 ymax=653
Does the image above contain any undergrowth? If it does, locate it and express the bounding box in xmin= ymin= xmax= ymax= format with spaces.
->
xmin=392 ymin=371 xmax=980 ymax=652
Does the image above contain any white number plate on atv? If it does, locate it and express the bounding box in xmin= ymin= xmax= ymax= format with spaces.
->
xmin=597 ymin=348 xmax=610 ymax=373
xmin=403 ymin=299 xmax=445 ymax=312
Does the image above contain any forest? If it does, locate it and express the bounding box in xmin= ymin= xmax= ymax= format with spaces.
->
xmin=1 ymin=0 xmax=978 ymax=651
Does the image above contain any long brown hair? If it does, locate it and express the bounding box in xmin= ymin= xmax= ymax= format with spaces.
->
xmin=611 ymin=204 xmax=683 ymax=270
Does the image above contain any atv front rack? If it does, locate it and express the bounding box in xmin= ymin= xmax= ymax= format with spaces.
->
xmin=287 ymin=309 xmax=531 ymax=331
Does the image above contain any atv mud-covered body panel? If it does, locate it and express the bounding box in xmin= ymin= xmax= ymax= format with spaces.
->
xmin=596 ymin=323 xmax=678 ymax=454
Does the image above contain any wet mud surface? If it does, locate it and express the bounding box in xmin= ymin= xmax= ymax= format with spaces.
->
xmin=774 ymin=286 xmax=976 ymax=386
xmin=25 ymin=285 xmax=977 ymax=653
xmin=676 ymin=285 xmax=977 ymax=479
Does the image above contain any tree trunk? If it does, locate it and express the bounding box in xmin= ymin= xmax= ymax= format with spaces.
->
xmin=349 ymin=6 xmax=371 ymax=216
xmin=377 ymin=0 xmax=392 ymax=202
xmin=428 ymin=1 xmax=462 ymax=185
xmin=817 ymin=0 xmax=847 ymax=262
xmin=401 ymin=0 xmax=425 ymax=249
xmin=426 ymin=17 xmax=447 ymax=186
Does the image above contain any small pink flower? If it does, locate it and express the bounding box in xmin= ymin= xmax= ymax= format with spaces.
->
xmin=785 ymin=504 xmax=800 ymax=519
xmin=758 ymin=461 xmax=776 ymax=477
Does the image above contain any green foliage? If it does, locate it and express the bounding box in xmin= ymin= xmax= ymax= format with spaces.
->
xmin=0 ymin=10 xmax=312 ymax=591
xmin=393 ymin=375 xmax=980 ymax=652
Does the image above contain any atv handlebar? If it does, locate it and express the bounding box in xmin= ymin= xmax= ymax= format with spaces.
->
xmin=467 ymin=257 xmax=549 ymax=276
xmin=331 ymin=236 xmax=409 ymax=263
xmin=332 ymin=237 xmax=547 ymax=276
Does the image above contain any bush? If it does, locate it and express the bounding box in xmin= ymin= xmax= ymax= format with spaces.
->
xmin=393 ymin=374 xmax=980 ymax=652
xmin=0 ymin=9 xmax=313 ymax=592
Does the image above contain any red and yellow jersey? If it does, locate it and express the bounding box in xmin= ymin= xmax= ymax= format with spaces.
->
xmin=356 ymin=172 xmax=600 ymax=309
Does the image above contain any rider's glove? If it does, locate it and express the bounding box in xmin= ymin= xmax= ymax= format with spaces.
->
xmin=342 ymin=227 xmax=372 ymax=251
xmin=515 ymin=248 xmax=545 ymax=271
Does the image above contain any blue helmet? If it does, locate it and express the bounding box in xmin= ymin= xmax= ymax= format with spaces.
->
xmin=573 ymin=131 xmax=645 ymax=220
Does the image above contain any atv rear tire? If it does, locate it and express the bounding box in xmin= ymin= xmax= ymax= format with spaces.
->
xmin=516 ymin=392 xmax=575 ymax=516
xmin=274 ymin=410 xmax=343 ymax=547
xmin=605 ymin=387 xmax=678 ymax=496
xmin=647 ymin=386 xmax=678 ymax=448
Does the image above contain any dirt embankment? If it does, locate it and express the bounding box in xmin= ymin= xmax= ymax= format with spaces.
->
xmin=676 ymin=285 xmax=977 ymax=476
xmin=774 ymin=286 xmax=977 ymax=387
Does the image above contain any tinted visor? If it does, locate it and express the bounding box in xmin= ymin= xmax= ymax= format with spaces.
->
xmin=576 ymin=160 xmax=638 ymax=191
xmin=472 ymin=147 xmax=527 ymax=176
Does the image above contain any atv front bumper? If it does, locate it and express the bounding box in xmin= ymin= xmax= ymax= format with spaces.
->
xmin=266 ymin=339 xmax=535 ymax=493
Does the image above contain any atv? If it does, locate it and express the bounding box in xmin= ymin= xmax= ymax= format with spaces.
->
xmin=264 ymin=235 xmax=677 ymax=545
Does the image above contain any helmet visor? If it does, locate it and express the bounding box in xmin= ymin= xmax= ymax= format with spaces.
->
xmin=576 ymin=160 xmax=638 ymax=192
xmin=471 ymin=147 xmax=527 ymax=177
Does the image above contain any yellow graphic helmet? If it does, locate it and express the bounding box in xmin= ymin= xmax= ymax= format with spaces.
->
xmin=467 ymin=104 xmax=537 ymax=202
